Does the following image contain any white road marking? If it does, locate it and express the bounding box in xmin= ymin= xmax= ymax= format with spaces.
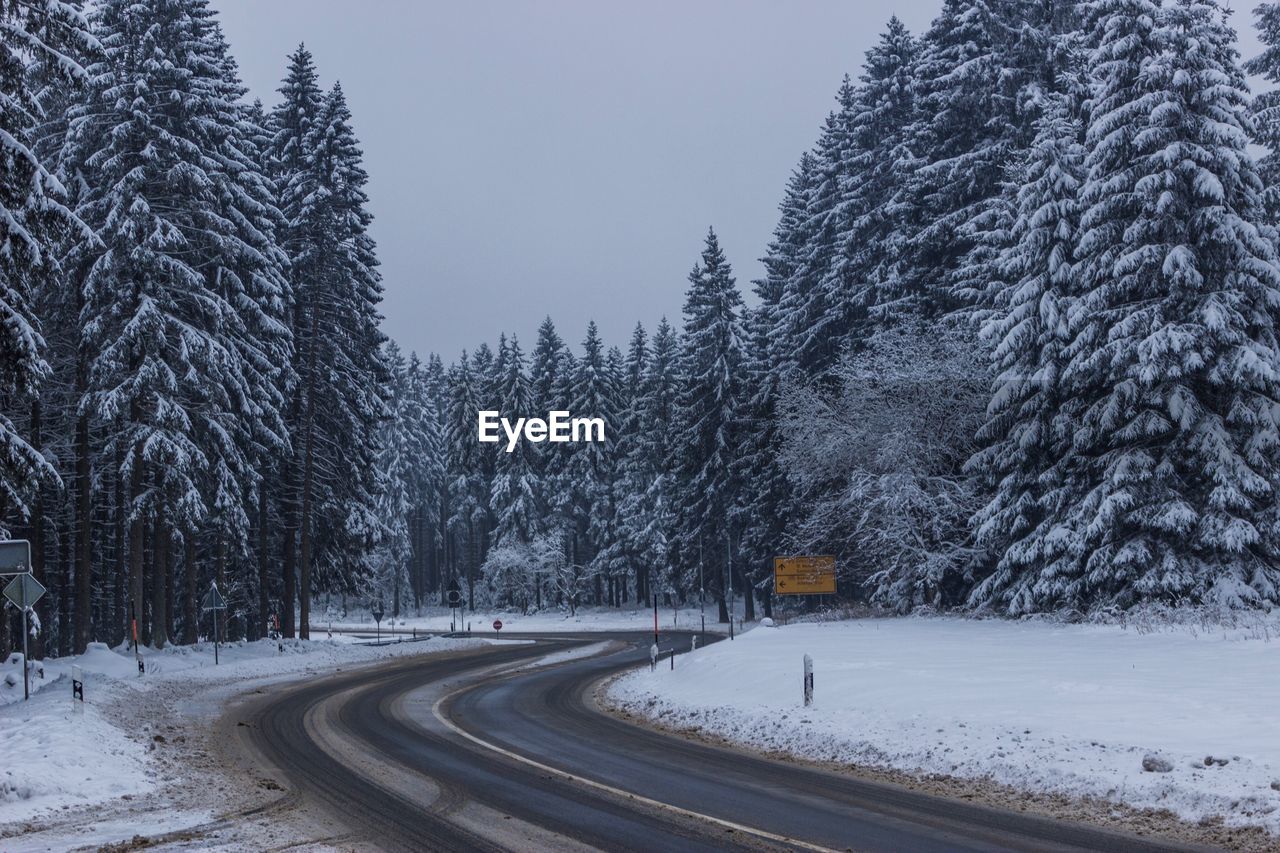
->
xmin=430 ymin=686 xmax=843 ymax=853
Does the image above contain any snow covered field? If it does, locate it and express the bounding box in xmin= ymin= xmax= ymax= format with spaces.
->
xmin=0 ymin=634 xmax=491 ymax=829
xmin=608 ymin=616 xmax=1280 ymax=835
xmin=320 ymin=603 xmax=731 ymax=636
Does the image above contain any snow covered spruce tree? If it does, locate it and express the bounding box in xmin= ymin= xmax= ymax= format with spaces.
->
xmin=888 ymin=0 xmax=1016 ymax=314
xmin=821 ymin=16 xmax=917 ymax=334
xmin=63 ymin=0 xmax=292 ymax=647
xmin=0 ymin=0 xmax=93 ymax=659
xmin=530 ymin=316 xmax=566 ymax=414
xmin=732 ymin=162 xmax=811 ymax=614
xmin=281 ymin=81 xmax=388 ymax=637
xmin=445 ymin=352 xmax=486 ymax=608
xmin=673 ymin=229 xmax=745 ymax=621
xmin=598 ymin=324 xmax=650 ymax=601
xmin=563 ymin=322 xmax=617 ymax=597
xmin=1245 ymin=1 xmax=1280 ymax=220
xmin=371 ymin=343 xmax=441 ymax=616
xmin=205 ymin=44 xmax=294 ymax=643
xmin=410 ymin=352 xmax=448 ymax=607
xmin=774 ymin=81 xmax=856 ymax=380
xmin=265 ymin=43 xmax=319 ymax=636
xmin=613 ymin=319 xmax=680 ymax=603
xmin=967 ymin=96 xmax=1087 ymax=611
xmin=0 ymin=0 xmax=91 ymax=529
xmin=986 ymin=0 xmax=1280 ymax=611
xmin=489 ymin=335 xmax=543 ymax=549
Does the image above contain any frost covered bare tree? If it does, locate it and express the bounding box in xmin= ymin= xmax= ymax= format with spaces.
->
xmin=779 ymin=324 xmax=989 ymax=610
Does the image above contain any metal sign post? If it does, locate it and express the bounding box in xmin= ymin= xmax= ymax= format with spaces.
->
xmin=3 ymin=544 xmax=44 ymax=703
xmin=492 ymin=619 xmax=503 ymax=637
xmin=726 ymin=534 xmax=734 ymax=641
xmin=201 ymin=583 xmax=227 ymax=665
xmin=372 ymin=602 xmax=384 ymax=644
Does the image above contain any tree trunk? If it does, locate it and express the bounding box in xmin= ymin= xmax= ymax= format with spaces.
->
xmin=28 ymin=401 xmax=46 ymax=660
xmin=216 ymin=535 xmax=226 ymax=642
xmin=58 ymin=522 xmax=71 ymax=656
xmin=164 ymin=522 xmax=175 ymax=643
xmin=74 ymin=413 xmax=92 ymax=653
xmin=297 ymin=308 xmax=319 ymax=641
xmin=258 ymin=479 xmax=269 ymax=638
xmin=114 ymin=448 xmax=127 ymax=645
xmin=298 ymin=432 xmax=314 ymax=640
xmin=184 ymin=534 xmax=197 ymax=644
xmin=151 ymin=516 xmax=168 ymax=649
xmin=282 ymin=519 xmax=296 ymax=637
xmin=128 ymin=455 xmax=145 ymax=648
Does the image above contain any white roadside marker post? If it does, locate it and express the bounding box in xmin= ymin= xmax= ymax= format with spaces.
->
xmin=803 ymin=654 xmax=814 ymax=707
xmin=71 ymin=664 xmax=84 ymax=713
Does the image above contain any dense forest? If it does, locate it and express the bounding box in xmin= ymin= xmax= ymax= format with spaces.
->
xmin=6 ymin=0 xmax=1280 ymax=659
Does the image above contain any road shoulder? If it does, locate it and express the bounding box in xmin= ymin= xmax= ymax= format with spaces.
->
xmin=594 ymin=668 xmax=1268 ymax=853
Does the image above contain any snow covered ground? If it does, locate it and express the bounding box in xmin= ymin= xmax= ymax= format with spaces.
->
xmin=0 ymin=633 xmax=492 ymax=831
xmin=320 ymin=602 xmax=732 ymax=635
xmin=607 ymin=616 xmax=1280 ymax=836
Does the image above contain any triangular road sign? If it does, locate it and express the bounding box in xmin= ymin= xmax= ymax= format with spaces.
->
xmin=201 ymin=584 xmax=227 ymax=611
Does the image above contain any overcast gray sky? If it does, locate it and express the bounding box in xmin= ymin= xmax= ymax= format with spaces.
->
xmin=209 ymin=0 xmax=1268 ymax=362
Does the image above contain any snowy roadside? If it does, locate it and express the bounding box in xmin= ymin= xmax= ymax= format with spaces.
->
xmin=605 ymin=616 xmax=1280 ymax=841
xmin=320 ymin=603 xmax=730 ymax=636
xmin=0 ymin=632 xmax=494 ymax=846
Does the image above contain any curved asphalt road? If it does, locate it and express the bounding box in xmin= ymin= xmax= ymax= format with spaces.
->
xmin=238 ymin=634 xmax=1214 ymax=853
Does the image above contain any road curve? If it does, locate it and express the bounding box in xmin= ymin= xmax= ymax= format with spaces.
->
xmin=235 ymin=633 xmax=1215 ymax=853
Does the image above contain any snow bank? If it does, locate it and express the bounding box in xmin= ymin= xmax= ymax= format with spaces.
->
xmin=0 ymin=681 xmax=150 ymax=823
xmin=607 ymin=617 xmax=1280 ymax=834
xmin=0 ymin=634 xmax=490 ymax=826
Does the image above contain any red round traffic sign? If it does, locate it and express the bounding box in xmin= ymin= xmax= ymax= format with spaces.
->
xmin=493 ymin=619 xmax=503 ymax=631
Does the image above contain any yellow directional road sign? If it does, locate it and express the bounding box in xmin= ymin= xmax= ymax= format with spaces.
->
xmin=773 ymin=555 xmax=836 ymax=595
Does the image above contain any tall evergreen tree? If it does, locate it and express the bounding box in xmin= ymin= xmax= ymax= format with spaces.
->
xmin=490 ymin=336 xmax=542 ymax=546
xmin=967 ymin=96 xmax=1086 ymax=610
xmin=1245 ymin=1 xmax=1280 ymax=219
xmin=1038 ymin=0 xmax=1280 ymax=610
xmin=0 ymin=0 xmax=92 ymax=524
xmin=600 ymin=324 xmax=649 ymax=600
xmin=65 ymin=0 xmax=293 ymax=647
xmin=563 ymin=323 xmax=616 ymax=586
xmin=445 ymin=352 xmax=484 ymax=608
xmin=530 ymin=316 xmax=565 ymax=411
xmin=288 ymin=81 xmax=387 ymax=635
xmin=674 ymin=229 xmax=744 ymax=620
xmin=825 ymin=17 xmax=918 ymax=333
xmin=776 ymin=79 xmax=858 ymax=378
xmin=890 ymin=0 xmax=1018 ymax=313
xmin=267 ymin=42 xmax=323 ymax=636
